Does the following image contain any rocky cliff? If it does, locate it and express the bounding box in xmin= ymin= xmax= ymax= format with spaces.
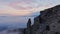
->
xmin=25 ymin=5 xmax=60 ymax=34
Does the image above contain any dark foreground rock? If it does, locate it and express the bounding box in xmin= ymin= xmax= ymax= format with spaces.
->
xmin=24 ymin=5 xmax=60 ymax=34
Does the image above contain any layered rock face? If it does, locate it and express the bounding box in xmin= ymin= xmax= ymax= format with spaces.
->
xmin=25 ymin=5 xmax=60 ymax=34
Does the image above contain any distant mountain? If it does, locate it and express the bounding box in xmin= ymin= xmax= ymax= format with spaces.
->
xmin=0 ymin=26 xmax=8 ymax=31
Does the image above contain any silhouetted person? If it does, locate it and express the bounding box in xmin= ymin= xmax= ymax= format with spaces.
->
xmin=27 ymin=18 xmax=31 ymax=28
xmin=27 ymin=18 xmax=31 ymax=34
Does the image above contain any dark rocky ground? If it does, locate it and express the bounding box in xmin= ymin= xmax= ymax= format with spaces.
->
xmin=24 ymin=5 xmax=60 ymax=34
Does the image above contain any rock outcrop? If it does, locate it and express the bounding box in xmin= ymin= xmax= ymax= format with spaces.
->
xmin=25 ymin=19 xmax=31 ymax=34
xmin=25 ymin=5 xmax=60 ymax=34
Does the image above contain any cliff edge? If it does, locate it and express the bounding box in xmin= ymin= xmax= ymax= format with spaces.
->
xmin=25 ymin=5 xmax=60 ymax=34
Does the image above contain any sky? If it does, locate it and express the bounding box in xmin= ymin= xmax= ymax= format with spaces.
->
xmin=0 ymin=0 xmax=60 ymax=28
xmin=0 ymin=0 xmax=60 ymax=16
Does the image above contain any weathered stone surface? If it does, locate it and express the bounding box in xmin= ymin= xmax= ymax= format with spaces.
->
xmin=25 ymin=5 xmax=60 ymax=34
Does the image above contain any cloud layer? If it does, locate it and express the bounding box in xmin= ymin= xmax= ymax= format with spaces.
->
xmin=0 ymin=0 xmax=60 ymax=16
xmin=0 ymin=0 xmax=60 ymax=28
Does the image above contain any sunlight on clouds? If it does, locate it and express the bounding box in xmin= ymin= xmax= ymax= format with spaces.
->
xmin=34 ymin=4 xmax=57 ymax=12
xmin=0 ymin=4 xmax=57 ymax=16
xmin=0 ymin=5 xmax=33 ymax=16
xmin=0 ymin=0 xmax=60 ymax=16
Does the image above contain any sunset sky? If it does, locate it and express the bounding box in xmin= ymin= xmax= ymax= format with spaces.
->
xmin=0 ymin=0 xmax=60 ymax=16
xmin=0 ymin=0 xmax=60 ymax=28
